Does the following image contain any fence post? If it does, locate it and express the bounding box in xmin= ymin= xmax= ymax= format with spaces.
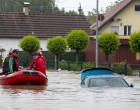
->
xmin=57 ymin=61 xmax=58 ymax=70
xmin=124 ymin=63 xmax=127 ymax=76
xmin=68 ymin=61 xmax=70 ymax=71
xmin=80 ymin=62 xmax=83 ymax=70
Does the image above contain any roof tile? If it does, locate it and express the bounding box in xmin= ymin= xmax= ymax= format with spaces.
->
xmin=0 ymin=13 xmax=92 ymax=38
xmin=90 ymin=0 xmax=132 ymax=33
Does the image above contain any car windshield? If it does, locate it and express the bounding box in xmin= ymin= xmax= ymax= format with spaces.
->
xmin=89 ymin=77 xmax=129 ymax=87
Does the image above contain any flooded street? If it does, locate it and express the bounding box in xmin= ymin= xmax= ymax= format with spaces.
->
xmin=0 ymin=70 xmax=140 ymax=110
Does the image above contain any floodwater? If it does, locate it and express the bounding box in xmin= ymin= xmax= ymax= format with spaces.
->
xmin=0 ymin=70 xmax=140 ymax=110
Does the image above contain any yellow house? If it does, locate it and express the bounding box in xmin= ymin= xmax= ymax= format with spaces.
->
xmin=87 ymin=0 xmax=140 ymax=65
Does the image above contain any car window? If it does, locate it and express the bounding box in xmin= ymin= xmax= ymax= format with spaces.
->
xmin=89 ymin=77 xmax=129 ymax=87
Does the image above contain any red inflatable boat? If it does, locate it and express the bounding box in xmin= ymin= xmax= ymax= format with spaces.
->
xmin=0 ymin=70 xmax=48 ymax=85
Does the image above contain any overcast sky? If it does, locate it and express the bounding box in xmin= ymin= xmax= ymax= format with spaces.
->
xmin=56 ymin=0 xmax=118 ymax=15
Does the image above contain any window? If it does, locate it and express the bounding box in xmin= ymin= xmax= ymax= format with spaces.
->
xmin=135 ymin=5 xmax=140 ymax=11
xmin=124 ymin=26 xmax=131 ymax=35
xmin=111 ymin=26 xmax=119 ymax=35
xmin=89 ymin=77 xmax=129 ymax=87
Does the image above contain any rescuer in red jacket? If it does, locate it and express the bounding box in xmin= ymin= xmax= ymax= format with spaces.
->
xmin=28 ymin=52 xmax=46 ymax=76
xmin=37 ymin=51 xmax=46 ymax=63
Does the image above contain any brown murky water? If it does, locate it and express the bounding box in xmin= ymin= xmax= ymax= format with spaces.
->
xmin=0 ymin=70 xmax=140 ymax=110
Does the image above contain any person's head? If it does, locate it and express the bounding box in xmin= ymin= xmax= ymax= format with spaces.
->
xmin=36 ymin=51 xmax=42 ymax=56
xmin=12 ymin=49 xmax=19 ymax=57
xmin=9 ymin=50 xmax=13 ymax=56
xmin=32 ymin=52 xmax=38 ymax=59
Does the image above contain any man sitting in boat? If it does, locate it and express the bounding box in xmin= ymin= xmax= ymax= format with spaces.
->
xmin=28 ymin=52 xmax=46 ymax=76
xmin=2 ymin=49 xmax=19 ymax=74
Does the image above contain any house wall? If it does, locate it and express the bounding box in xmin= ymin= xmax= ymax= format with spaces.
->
xmin=86 ymin=0 xmax=140 ymax=64
xmin=99 ymin=0 xmax=140 ymax=38
xmin=0 ymin=38 xmax=48 ymax=57
xmin=85 ymin=38 xmax=115 ymax=64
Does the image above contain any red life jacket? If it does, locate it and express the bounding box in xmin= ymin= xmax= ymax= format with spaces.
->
xmin=41 ymin=56 xmax=46 ymax=63
xmin=34 ymin=57 xmax=46 ymax=75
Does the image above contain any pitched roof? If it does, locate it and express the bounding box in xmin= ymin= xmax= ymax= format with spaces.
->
xmin=0 ymin=13 xmax=92 ymax=38
xmin=90 ymin=0 xmax=132 ymax=33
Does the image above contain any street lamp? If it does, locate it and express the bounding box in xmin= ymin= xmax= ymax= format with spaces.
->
xmin=95 ymin=0 xmax=99 ymax=68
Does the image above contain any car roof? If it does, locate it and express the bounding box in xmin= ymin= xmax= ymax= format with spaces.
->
xmin=86 ymin=74 xmax=122 ymax=79
xmin=81 ymin=68 xmax=114 ymax=81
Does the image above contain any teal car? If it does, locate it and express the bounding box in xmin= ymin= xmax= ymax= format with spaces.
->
xmin=81 ymin=68 xmax=133 ymax=88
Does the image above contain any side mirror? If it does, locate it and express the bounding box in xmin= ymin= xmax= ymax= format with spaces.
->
xmin=129 ymin=83 xmax=134 ymax=87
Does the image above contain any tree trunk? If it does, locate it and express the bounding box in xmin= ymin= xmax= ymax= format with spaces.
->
xmin=54 ymin=55 xmax=57 ymax=70
xmin=105 ymin=54 xmax=109 ymax=65
xmin=75 ymin=51 xmax=79 ymax=64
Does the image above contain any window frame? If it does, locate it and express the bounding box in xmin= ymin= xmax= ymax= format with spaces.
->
xmin=124 ymin=25 xmax=132 ymax=35
xmin=110 ymin=26 xmax=119 ymax=35
xmin=135 ymin=5 xmax=140 ymax=11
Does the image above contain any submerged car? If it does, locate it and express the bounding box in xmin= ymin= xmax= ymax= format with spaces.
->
xmin=81 ymin=68 xmax=133 ymax=88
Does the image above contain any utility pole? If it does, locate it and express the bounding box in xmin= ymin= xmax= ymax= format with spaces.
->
xmin=95 ymin=0 xmax=99 ymax=68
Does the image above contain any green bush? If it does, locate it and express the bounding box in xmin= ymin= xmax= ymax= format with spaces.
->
xmin=58 ymin=60 xmax=81 ymax=71
xmin=20 ymin=35 xmax=40 ymax=54
xmin=82 ymin=62 xmax=94 ymax=69
xmin=111 ymin=62 xmax=132 ymax=76
xmin=70 ymin=63 xmax=81 ymax=71
xmin=98 ymin=65 xmax=108 ymax=68
xmin=58 ymin=60 xmax=69 ymax=70
xmin=66 ymin=30 xmax=90 ymax=63
xmin=98 ymin=32 xmax=120 ymax=63
xmin=129 ymin=32 xmax=140 ymax=52
xmin=57 ymin=61 xmax=132 ymax=75
xmin=47 ymin=36 xmax=67 ymax=56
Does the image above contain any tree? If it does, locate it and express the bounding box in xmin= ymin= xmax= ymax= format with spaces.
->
xmin=0 ymin=0 xmax=55 ymax=13
xmin=86 ymin=9 xmax=97 ymax=25
xmin=47 ymin=36 xmax=67 ymax=69
xmin=66 ymin=30 xmax=90 ymax=63
xmin=101 ymin=0 xmax=122 ymax=13
xmin=98 ymin=33 xmax=120 ymax=64
xmin=0 ymin=0 xmax=79 ymax=15
xmin=65 ymin=10 xmax=78 ymax=15
xmin=129 ymin=32 xmax=140 ymax=53
xmin=87 ymin=0 xmax=122 ymax=24
xmin=19 ymin=35 xmax=40 ymax=55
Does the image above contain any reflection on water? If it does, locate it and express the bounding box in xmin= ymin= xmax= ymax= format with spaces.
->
xmin=1 ymin=85 xmax=47 ymax=94
xmin=0 ymin=70 xmax=140 ymax=110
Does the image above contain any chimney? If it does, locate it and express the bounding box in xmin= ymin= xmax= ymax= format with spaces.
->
xmin=23 ymin=2 xmax=30 ymax=16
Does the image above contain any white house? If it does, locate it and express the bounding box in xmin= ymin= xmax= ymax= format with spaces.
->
xmin=0 ymin=4 xmax=92 ymax=57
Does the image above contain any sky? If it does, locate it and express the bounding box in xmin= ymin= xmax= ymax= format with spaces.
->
xmin=56 ymin=0 xmax=118 ymax=15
